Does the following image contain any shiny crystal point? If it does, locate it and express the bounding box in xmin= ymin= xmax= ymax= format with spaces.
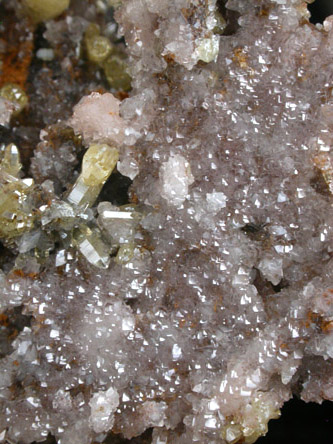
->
xmin=67 ymin=144 xmax=119 ymax=207
xmin=73 ymin=224 xmax=111 ymax=269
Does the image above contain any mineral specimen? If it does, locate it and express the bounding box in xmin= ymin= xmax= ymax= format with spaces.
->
xmin=21 ymin=0 xmax=70 ymax=23
xmin=0 ymin=0 xmax=332 ymax=443
xmin=0 ymin=83 xmax=28 ymax=116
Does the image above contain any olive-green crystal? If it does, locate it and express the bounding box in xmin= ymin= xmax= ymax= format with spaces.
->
xmin=103 ymin=56 xmax=132 ymax=91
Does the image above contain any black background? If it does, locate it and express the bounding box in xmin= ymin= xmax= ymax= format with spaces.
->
xmin=257 ymin=397 xmax=333 ymax=444
xmin=308 ymin=0 xmax=333 ymax=24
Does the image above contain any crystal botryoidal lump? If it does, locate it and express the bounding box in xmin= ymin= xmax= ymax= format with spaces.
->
xmin=21 ymin=0 xmax=70 ymax=23
xmin=1 ymin=0 xmax=333 ymax=443
xmin=85 ymin=34 xmax=113 ymax=64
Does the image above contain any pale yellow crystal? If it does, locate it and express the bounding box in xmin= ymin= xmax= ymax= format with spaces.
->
xmin=73 ymin=225 xmax=111 ymax=269
xmin=0 ymin=144 xmax=35 ymax=239
xmin=86 ymin=35 xmax=113 ymax=64
xmin=213 ymin=11 xmax=227 ymax=35
xmin=115 ymin=243 xmax=135 ymax=265
xmin=221 ymin=393 xmax=280 ymax=444
xmin=0 ymin=181 xmax=35 ymax=239
xmin=108 ymin=0 xmax=122 ymax=6
xmin=21 ymin=0 xmax=70 ymax=23
xmin=194 ymin=35 xmax=220 ymax=64
xmin=81 ymin=144 xmax=119 ymax=186
xmin=241 ymin=398 xmax=280 ymax=444
xmin=66 ymin=177 xmax=101 ymax=208
xmin=0 ymin=144 xmax=22 ymax=177
xmin=84 ymin=23 xmax=101 ymax=40
xmin=67 ymin=144 xmax=119 ymax=208
xmin=221 ymin=423 xmax=243 ymax=444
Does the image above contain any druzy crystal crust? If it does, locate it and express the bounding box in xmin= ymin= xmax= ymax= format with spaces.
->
xmin=0 ymin=0 xmax=333 ymax=443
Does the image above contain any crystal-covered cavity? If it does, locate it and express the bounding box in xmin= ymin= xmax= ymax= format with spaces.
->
xmin=1 ymin=0 xmax=333 ymax=443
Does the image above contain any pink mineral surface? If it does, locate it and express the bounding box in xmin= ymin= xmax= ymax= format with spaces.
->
xmin=0 ymin=1 xmax=333 ymax=444
xmin=69 ymin=92 xmax=126 ymax=146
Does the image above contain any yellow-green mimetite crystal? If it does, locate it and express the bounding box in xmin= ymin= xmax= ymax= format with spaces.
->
xmin=67 ymin=144 xmax=119 ymax=207
xmin=86 ymin=35 xmax=113 ymax=64
xmin=115 ymin=242 xmax=135 ymax=265
xmin=103 ymin=56 xmax=132 ymax=91
xmin=73 ymin=224 xmax=111 ymax=269
xmin=0 ymin=143 xmax=22 ymax=177
xmin=0 ymin=144 xmax=35 ymax=239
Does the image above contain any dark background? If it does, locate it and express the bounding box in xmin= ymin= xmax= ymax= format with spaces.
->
xmin=308 ymin=0 xmax=333 ymax=24
xmin=257 ymin=397 xmax=333 ymax=444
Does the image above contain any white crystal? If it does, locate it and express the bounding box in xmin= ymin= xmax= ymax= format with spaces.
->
xmin=160 ymin=154 xmax=194 ymax=206
xmin=89 ymin=387 xmax=119 ymax=433
xmin=69 ymin=93 xmax=126 ymax=145
xmin=258 ymin=256 xmax=284 ymax=286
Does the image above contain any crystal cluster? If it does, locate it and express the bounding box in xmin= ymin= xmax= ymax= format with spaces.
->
xmin=0 ymin=1 xmax=332 ymax=443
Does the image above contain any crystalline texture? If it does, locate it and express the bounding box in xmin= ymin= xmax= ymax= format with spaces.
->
xmin=67 ymin=143 xmax=119 ymax=207
xmin=69 ymin=92 xmax=126 ymax=146
xmin=1 ymin=1 xmax=333 ymax=444
xmin=0 ymin=97 xmax=16 ymax=126
xmin=89 ymin=387 xmax=119 ymax=433
xmin=159 ymin=154 xmax=194 ymax=207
